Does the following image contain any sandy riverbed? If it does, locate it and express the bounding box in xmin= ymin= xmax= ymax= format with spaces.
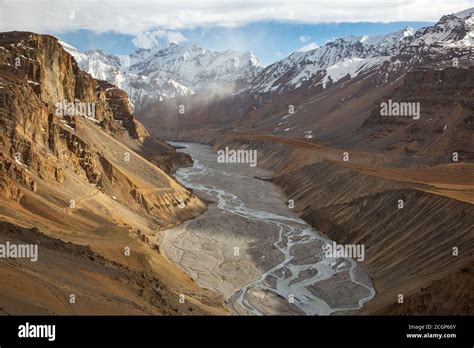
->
xmin=158 ymin=142 xmax=375 ymax=315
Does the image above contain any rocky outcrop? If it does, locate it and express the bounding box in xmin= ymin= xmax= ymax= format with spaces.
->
xmin=0 ymin=31 xmax=205 ymax=231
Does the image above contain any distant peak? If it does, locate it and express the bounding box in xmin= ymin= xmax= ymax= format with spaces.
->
xmin=85 ymin=48 xmax=108 ymax=56
xmin=401 ymin=27 xmax=415 ymax=36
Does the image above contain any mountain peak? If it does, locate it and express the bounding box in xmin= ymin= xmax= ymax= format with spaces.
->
xmin=66 ymin=40 xmax=262 ymax=111
xmin=401 ymin=27 xmax=415 ymax=37
xmin=84 ymin=48 xmax=108 ymax=56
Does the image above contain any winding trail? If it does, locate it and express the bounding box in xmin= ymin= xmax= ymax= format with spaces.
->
xmin=163 ymin=142 xmax=375 ymax=315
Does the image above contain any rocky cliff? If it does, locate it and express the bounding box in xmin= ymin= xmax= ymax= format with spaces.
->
xmin=0 ymin=31 xmax=224 ymax=314
xmin=0 ymin=31 xmax=205 ymax=228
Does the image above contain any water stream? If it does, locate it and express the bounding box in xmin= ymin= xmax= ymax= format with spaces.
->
xmin=166 ymin=141 xmax=375 ymax=315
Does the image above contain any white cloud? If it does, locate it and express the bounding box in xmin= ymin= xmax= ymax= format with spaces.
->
xmin=132 ymin=30 xmax=187 ymax=48
xmin=0 ymin=0 xmax=472 ymax=34
xmin=297 ymin=42 xmax=319 ymax=52
xmin=299 ymin=35 xmax=311 ymax=42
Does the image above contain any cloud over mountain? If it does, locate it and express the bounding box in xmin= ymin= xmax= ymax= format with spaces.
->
xmin=1 ymin=0 xmax=472 ymax=35
xmin=132 ymin=30 xmax=188 ymax=48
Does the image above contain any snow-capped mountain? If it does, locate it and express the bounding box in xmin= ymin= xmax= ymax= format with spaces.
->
xmin=140 ymin=8 xmax=474 ymax=145
xmin=128 ymin=44 xmax=261 ymax=89
xmin=61 ymin=42 xmax=262 ymax=110
xmin=60 ymin=41 xmax=124 ymax=86
xmin=62 ymin=7 xmax=472 ymax=125
xmin=248 ymin=8 xmax=473 ymax=95
xmin=249 ymin=28 xmax=415 ymax=94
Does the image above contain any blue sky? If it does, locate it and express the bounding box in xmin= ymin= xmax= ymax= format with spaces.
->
xmin=2 ymin=0 xmax=470 ymax=66
xmin=55 ymin=21 xmax=432 ymax=66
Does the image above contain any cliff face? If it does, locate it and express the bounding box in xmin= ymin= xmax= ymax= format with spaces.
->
xmin=0 ymin=32 xmax=224 ymax=314
xmin=0 ymin=31 xmax=205 ymax=231
xmin=0 ymin=32 xmax=147 ymax=139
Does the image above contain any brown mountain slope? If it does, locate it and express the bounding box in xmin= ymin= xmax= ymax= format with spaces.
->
xmin=140 ymin=65 xmax=473 ymax=167
xmin=0 ymin=221 xmax=224 ymax=315
xmin=355 ymin=66 xmax=474 ymax=159
xmin=0 ymin=31 xmax=225 ymax=314
xmin=210 ymin=134 xmax=474 ymax=314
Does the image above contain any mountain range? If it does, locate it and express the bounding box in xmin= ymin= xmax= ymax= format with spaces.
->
xmin=0 ymin=6 xmax=472 ymax=316
xmin=134 ymin=8 xmax=473 ymax=162
xmin=63 ymin=8 xmax=472 ymax=118
xmin=62 ymin=41 xmax=262 ymax=111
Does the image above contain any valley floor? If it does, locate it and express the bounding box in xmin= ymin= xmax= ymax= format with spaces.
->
xmin=156 ymin=131 xmax=473 ymax=315
xmin=159 ymin=142 xmax=375 ymax=315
